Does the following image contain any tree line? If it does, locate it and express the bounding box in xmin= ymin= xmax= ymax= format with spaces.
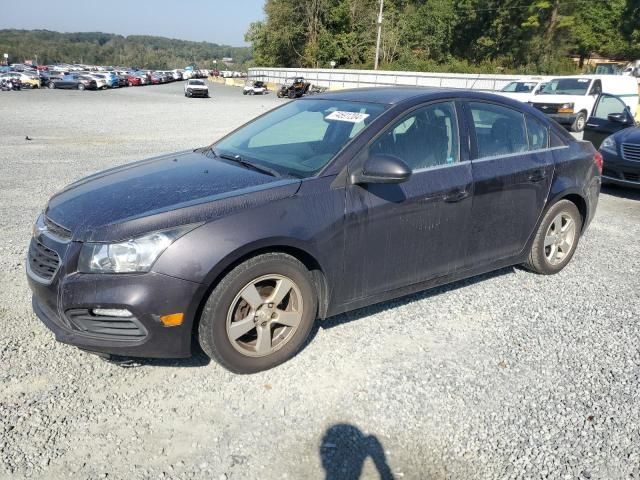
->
xmin=0 ymin=29 xmax=253 ymax=69
xmin=246 ymin=0 xmax=640 ymax=74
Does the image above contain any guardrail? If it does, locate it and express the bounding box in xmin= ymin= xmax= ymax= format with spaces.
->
xmin=248 ymin=67 xmax=526 ymax=92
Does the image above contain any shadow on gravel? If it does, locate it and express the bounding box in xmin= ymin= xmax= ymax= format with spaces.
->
xmin=101 ymin=341 xmax=211 ymax=368
xmin=314 ymin=266 xmax=514 ymax=336
xmin=320 ymin=423 xmax=394 ymax=480
xmin=601 ymin=184 xmax=640 ymax=201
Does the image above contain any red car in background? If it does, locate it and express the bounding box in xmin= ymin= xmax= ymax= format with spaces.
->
xmin=150 ymin=74 xmax=162 ymax=85
xmin=127 ymin=75 xmax=142 ymax=86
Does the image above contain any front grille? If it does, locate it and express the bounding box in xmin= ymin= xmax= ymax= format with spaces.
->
xmin=623 ymin=171 xmax=640 ymax=182
xmin=621 ymin=143 xmax=640 ymax=162
xmin=28 ymin=240 xmax=61 ymax=281
xmin=43 ymin=215 xmax=72 ymax=241
xmin=602 ymin=167 xmax=620 ymax=179
xmin=532 ymin=103 xmax=559 ymax=114
xmin=65 ymin=309 xmax=148 ymax=340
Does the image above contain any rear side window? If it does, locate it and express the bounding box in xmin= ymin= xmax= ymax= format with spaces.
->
xmin=525 ymin=116 xmax=549 ymax=150
xmin=469 ymin=102 xmax=528 ymax=158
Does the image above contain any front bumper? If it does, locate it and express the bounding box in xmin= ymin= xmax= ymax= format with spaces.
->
xmin=27 ymin=236 xmax=203 ymax=358
xmin=601 ymin=149 xmax=640 ymax=188
xmin=545 ymin=112 xmax=576 ymax=125
xmin=187 ymin=89 xmax=209 ymax=97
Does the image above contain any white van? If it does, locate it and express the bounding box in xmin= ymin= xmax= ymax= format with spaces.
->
xmin=529 ymin=75 xmax=638 ymax=132
xmin=495 ymin=77 xmax=550 ymax=103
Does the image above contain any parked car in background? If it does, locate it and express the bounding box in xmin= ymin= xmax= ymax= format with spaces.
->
xmin=583 ymin=93 xmax=639 ymax=188
xmin=117 ymin=74 xmax=128 ymax=87
xmin=184 ymin=79 xmax=209 ymax=97
xmin=497 ymin=77 xmax=548 ymax=103
xmin=150 ymin=73 xmax=162 ymax=85
xmin=47 ymin=74 xmax=97 ymax=90
xmin=27 ymin=88 xmax=601 ymax=373
xmin=530 ymin=75 xmax=638 ymax=132
xmin=1 ymin=72 xmax=41 ymax=89
xmin=126 ymin=74 xmax=142 ymax=86
xmin=85 ymin=74 xmax=108 ymax=90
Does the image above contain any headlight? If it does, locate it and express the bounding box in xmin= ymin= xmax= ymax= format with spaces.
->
xmin=601 ymin=135 xmax=617 ymax=154
xmin=558 ymin=103 xmax=574 ymax=113
xmin=78 ymin=225 xmax=197 ymax=273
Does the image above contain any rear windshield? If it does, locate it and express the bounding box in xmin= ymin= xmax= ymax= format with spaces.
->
xmin=541 ymin=78 xmax=591 ymax=95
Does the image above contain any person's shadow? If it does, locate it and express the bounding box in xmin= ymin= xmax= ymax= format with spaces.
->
xmin=320 ymin=423 xmax=394 ymax=480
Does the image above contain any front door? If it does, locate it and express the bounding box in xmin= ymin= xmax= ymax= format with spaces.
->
xmin=583 ymin=94 xmax=636 ymax=149
xmin=344 ymin=100 xmax=473 ymax=300
xmin=464 ymin=101 xmax=555 ymax=267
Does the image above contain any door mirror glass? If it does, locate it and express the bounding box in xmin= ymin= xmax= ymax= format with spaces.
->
xmin=352 ymin=154 xmax=412 ymax=184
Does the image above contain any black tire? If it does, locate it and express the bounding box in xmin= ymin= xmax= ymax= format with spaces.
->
xmin=524 ymin=199 xmax=582 ymax=275
xmin=248 ymin=89 xmax=254 ymax=96
xmin=288 ymin=89 xmax=296 ymax=99
xmin=199 ymin=253 xmax=317 ymax=374
xmin=77 ymin=83 xmax=85 ymax=91
xmin=570 ymin=111 xmax=587 ymax=132
xmin=48 ymin=82 xmax=55 ymax=89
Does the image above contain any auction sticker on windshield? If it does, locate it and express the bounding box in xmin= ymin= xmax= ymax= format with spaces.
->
xmin=325 ymin=111 xmax=370 ymax=123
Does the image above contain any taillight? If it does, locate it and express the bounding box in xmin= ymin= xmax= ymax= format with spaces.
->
xmin=594 ymin=151 xmax=603 ymax=174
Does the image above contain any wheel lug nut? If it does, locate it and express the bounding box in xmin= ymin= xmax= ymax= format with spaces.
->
xmin=268 ymin=303 xmax=274 ymax=308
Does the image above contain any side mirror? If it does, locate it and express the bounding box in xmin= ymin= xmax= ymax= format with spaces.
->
xmin=351 ymin=154 xmax=412 ymax=185
xmin=608 ymin=112 xmax=630 ymax=124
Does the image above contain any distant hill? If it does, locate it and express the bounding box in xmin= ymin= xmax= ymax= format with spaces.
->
xmin=0 ymin=29 xmax=252 ymax=69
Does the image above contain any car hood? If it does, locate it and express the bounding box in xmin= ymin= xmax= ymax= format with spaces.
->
xmin=45 ymin=150 xmax=301 ymax=242
xmin=613 ymin=126 xmax=640 ymax=143
xmin=495 ymin=92 xmax=531 ymax=102
xmin=532 ymin=94 xmax=584 ymax=104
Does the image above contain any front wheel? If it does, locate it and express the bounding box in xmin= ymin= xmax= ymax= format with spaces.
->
xmin=77 ymin=83 xmax=85 ymax=91
xmin=571 ymin=111 xmax=587 ymax=132
xmin=524 ymin=200 xmax=582 ymax=275
xmin=199 ymin=253 xmax=317 ymax=374
xmin=48 ymin=82 xmax=55 ymax=89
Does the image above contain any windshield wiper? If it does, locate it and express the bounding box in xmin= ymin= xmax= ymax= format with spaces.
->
xmin=212 ymin=150 xmax=281 ymax=177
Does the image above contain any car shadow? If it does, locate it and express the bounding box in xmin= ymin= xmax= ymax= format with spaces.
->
xmin=601 ymin=184 xmax=640 ymax=200
xmin=310 ymin=266 xmax=514 ymax=337
xmin=320 ymin=423 xmax=394 ymax=480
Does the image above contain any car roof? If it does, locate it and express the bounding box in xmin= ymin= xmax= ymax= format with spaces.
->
xmin=309 ymin=86 xmax=532 ymax=106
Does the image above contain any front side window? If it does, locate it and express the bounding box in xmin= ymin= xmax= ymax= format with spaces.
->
xmin=215 ymin=99 xmax=386 ymax=178
xmin=593 ymin=94 xmax=627 ymax=119
xmin=369 ymin=101 xmax=459 ymax=170
xmin=501 ymin=81 xmax=537 ymax=93
xmin=469 ymin=102 xmax=528 ymax=157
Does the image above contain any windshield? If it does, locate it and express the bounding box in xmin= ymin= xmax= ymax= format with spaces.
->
xmin=541 ymin=78 xmax=591 ymax=95
xmin=190 ymin=80 xmax=205 ymax=85
xmin=501 ymin=81 xmax=538 ymax=93
xmin=214 ymin=99 xmax=386 ymax=178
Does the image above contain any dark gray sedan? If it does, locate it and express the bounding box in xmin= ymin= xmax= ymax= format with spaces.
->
xmin=27 ymin=88 xmax=601 ymax=373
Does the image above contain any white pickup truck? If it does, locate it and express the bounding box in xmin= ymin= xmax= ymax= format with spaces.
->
xmin=529 ymin=75 xmax=638 ymax=132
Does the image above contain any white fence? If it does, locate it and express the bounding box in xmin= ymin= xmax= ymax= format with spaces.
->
xmin=248 ymin=67 xmax=525 ymax=92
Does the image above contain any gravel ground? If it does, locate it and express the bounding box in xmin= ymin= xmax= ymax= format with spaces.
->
xmin=1 ymin=81 xmax=639 ymax=480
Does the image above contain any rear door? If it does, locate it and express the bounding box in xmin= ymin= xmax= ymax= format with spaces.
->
xmin=583 ymin=94 xmax=636 ymax=149
xmin=464 ymin=101 xmax=555 ymax=267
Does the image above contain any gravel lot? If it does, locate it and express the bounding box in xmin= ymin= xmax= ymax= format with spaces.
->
xmin=1 ymin=81 xmax=639 ymax=480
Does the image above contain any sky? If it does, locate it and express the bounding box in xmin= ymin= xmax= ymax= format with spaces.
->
xmin=0 ymin=0 xmax=265 ymax=46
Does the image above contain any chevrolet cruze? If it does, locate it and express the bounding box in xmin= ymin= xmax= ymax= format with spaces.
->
xmin=27 ymin=88 xmax=601 ymax=373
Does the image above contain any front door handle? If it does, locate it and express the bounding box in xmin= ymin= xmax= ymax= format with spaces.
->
xmin=443 ymin=188 xmax=469 ymax=203
xmin=527 ymin=170 xmax=547 ymax=183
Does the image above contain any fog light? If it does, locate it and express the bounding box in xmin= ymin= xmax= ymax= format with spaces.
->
xmin=160 ymin=313 xmax=184 ymax=327
xmin=92 ymin=308 xmax=133 ymax=317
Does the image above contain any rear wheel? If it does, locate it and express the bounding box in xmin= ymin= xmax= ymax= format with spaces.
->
xmin=77 ymin=83 xmax=85 ymax=91
xmin=199 ymin=253 xmax=317 ymax=374
xmin=48 ymin=82 xmax=55 ymax=89
xmin=524 ymin=200 xmax=582 ymax=275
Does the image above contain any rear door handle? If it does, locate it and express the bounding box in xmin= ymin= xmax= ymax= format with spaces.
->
xmin=443 ymin=188 xmax=469 ymax=203
xmin=527 ymin=170 xmax=547 ymax=183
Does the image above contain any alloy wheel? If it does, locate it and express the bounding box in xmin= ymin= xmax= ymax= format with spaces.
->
xmin=226 ymin=274 xmax=303 ymax=357
xmin=544 ymin=212 xmax=576 ymax=265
